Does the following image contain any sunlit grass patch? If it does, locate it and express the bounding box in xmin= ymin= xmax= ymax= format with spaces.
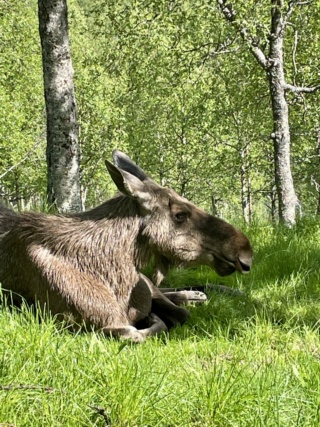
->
xmin=1 ymin=219 xmax=320 ymax=426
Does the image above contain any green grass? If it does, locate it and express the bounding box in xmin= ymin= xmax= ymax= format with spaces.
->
xmin=1 ymin=219 xmax=320 ymax=426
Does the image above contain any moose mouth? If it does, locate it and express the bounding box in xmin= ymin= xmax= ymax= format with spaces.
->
xmin=236 ymin=257 xmax=251 ymax=273
xmin=211 ymin=252 xmax=251 ymax=276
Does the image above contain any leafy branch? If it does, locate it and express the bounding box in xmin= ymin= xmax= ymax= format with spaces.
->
xmin=0 ymin=141 xmax=41 ymax=181
xmin=216 ymin=0 xmax=268 ymax=69
xmin=216 ymin=0 xmax=320 ymax=94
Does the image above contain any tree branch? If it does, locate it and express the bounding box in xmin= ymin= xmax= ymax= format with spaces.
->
xmin=291 ymin=29 xmax=298 ymax=85
xmin=282 ymin=0 xmax=313 ymax=34
xmin=216 ymin=0 xmax=268 ymax=70
xmin=311 ymin=176 xmax=320 ymax=192
xmin=284 ymin=83 xmax=320 ymax=93
xmin=281 ymin=0 xmax=297 ymax=33
xmin=0 ymin=142 xmax=40 ymax=180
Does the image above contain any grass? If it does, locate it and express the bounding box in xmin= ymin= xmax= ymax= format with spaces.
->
xmin=1 ymin=219 xmax=320 ymax=426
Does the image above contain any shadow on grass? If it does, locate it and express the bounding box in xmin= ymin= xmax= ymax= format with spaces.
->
xmin=167 ymin=286 xmax=320 ymax=343
xmin=162 ymin=219 xmax=320 ymax=339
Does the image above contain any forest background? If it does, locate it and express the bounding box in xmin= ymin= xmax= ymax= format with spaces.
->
xmin=1 ymin=0 xmax=320 ymax=223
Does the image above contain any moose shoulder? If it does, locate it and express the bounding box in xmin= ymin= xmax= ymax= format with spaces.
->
xmin=0 ymin=150 xmax=252 ymax=342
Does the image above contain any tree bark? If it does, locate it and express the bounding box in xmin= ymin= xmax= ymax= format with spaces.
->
xmin=268 ymin=0 xmax=297 ymax=226
xmin=38 ymin=0 xmax=82 ymax=213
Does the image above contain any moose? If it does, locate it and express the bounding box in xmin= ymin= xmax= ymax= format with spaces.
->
xmin=0 ymin=150 xmax=252 ymax=342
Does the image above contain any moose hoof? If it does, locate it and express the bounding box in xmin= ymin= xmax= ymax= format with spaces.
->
xmin=186 ymin=290 xmax=207 ymax=301
xmin=163 ymin=290 xmax=207 ymax=306
xmin=130 ymin=332 xmax=146 ymax=344
xmin=148 ymin=313 xmax=168 ymax=332
xmin=100 ymin=325 xmax=147 ymax=343
xmin=134 ymin=314 xmax=168 ymax=340
xmin=180 ymin=290 xmax=207 ymax=304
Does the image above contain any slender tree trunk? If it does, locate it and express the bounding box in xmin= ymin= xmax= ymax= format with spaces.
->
xmin=317 ymin=128 xmax=320 ymax=215
xmin=240 ymin=142 xmax=252 ymax=224
xmin=268 ymin=0 xmax=297 ymax=226
xmin=38 ymin=0 xmax=82 ymax=213
xmin=211 ymin=194 xmax=220 ymax=217
xmin=270 ymin=188 xmax=277 ymax=222
xmin=216 ymin=0 xmax=315 ymax=226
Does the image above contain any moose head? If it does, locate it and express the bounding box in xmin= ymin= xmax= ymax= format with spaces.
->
xmin=106 ymin=150 xmax=252 ymax=278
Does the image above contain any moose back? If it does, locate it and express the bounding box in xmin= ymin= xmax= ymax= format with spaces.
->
xmin=0 ymin=150 xmax=252 ymax=342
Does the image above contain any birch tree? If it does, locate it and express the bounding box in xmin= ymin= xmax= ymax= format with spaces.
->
xmin=38 ymin=0 xmax=82 ymax=213
xmin=217 ymin=0 xmax=320 ymax=226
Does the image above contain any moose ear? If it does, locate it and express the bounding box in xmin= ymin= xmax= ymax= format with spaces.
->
xmin=105 ymin=159 xmax=155 ymax=211
xmin=112 ymin=150 xmax=148 ymax=182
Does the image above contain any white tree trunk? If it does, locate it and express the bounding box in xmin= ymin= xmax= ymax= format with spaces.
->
xmin=268 ymin=0 xmax=297 ymax=226
xmin=38 ymin=0 xmax=82 ymax=213
xmin=240 ymin=143 xmax=252 ymax=224
xmin=316 ymin=128 xmax=320 ymax=215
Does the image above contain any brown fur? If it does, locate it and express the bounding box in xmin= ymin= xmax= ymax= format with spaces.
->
xmin=0 ymin=150 xmax=253 ymax=342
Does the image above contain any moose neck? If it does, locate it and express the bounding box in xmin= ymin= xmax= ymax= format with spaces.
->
xmin=73 ymin=195 xmax=152 ymax=270
xmin=75 ymin=194 xmax=137 ymax=220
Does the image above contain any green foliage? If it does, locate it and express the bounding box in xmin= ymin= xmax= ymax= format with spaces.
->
xmin=0 ymin=0 xmax=46 ymax=207
xmin=69 ymin=0 xmax=320 ymax=215
xmin=0 ymin=0 xmax=319 ymax=216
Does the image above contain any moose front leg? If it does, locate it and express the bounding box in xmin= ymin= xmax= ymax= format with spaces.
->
xmin=159 ymin=288 xmax=207 ymax=306
xmin=101 ymin=314 xmax=167 ymax=343
xmin=159 ymin=284 xmax=244 ymax=302
xmin=152 ymin=255 xmax=207 ymax=306
xmin=28 ymin=248 xmax=167 ymax=343
xmin=138 ymin=274 xmax=191 ymax=328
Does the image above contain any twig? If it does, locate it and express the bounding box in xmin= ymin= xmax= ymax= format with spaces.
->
xmin=292 ymin=29 xmax=298 ymax=86
xmin=90 ymin=405 xmax=112 ymax=427
xmin=282 ymin=0 xmax=298 ymax=34
xmin=0 ymin=384 xmax=56 ymax=393
xmin=216 ymin=0 xmax=268 ymax=69
xmin=0 ymin=141 xmax=41 ymax=180
xmin=311 ymin=176 xmax=320 ymax=191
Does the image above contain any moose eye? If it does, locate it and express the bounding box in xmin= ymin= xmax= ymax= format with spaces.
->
xmin=173 ymin=211 xmax=188 ymax=224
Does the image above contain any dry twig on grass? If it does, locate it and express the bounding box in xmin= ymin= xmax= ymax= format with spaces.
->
xmin=0 ymin=384 xmax=56 ymax=393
